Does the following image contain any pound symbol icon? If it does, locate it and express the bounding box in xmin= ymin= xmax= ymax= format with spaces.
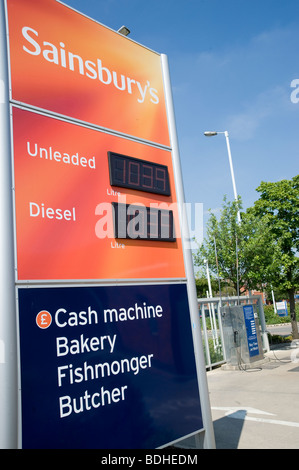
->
xmin=36 ymin=310 xmax=52 ymax=329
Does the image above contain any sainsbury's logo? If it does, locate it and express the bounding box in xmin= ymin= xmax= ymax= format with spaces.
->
xmin=22 ymin=26 xmax=160 ymax=105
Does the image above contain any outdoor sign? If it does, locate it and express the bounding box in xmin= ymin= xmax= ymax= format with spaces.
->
xmin=6 ymin=0 xmax=170 ymax=146
xmin=18 ymin=284 xmax=203 ymax=449
xmin=276 ymin=301 xmax=288 ymax=317
xmin=243 ymin=305 xmax=259 ymax=358
xmin=2 ymin=0 xmax=214 ymax=449
xmin=11 ymin=107 xmax=185 ymax=281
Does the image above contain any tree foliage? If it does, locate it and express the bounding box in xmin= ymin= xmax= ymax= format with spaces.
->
xmin=194 ymin=196 xmax=244 ymax=294
xmin=252 ymin=175 xmax=299 ymax=337
xmin=194 ymin=175 xmax=299 ymax=338
xmin=194 ymin=196 xmax=273 ymax=293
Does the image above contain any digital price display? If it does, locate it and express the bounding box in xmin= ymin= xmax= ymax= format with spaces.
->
xmin=108 ymin=152 xmax=171 ymax=196
xmin=112 ymin=202 xmax=176 ymax=241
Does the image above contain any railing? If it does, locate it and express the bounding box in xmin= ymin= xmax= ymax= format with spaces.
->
xmin=198 ymin=295 xmax=270 ymax=370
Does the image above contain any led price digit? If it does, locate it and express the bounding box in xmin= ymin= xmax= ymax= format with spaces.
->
xmin=108 ymin=152 xmax=170 ymax=196
xmin=112 ymin=203 xmax=175 ymax=241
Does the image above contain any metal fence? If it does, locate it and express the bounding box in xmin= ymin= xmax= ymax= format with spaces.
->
xmin=198 ymin=295 xmax=270 ymax=370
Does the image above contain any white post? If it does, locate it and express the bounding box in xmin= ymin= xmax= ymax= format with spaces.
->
xmin=205 ymin=261 xmax=219 ymax=348
xmin=271 ymin=287 xmax=277 ymax=314
xmin=224 ymin=131 xmax=241 ymax=224
xmin=161 ymin=54 xmax=215 ymax=449
xmin=0 ymin=0 xmax=18 ymax=449
xmin=256 ymin=295 xmax=270 ymax=353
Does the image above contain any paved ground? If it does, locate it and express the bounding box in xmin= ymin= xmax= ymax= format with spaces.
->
xmin=267 ymin=323 xmax=292 ymax=337
xmin=207 ymin=343 xmax=299 ymax=449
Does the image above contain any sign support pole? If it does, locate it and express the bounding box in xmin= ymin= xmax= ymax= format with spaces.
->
xmin=161 ymin=54 xmax=215 ymax=449
xmin=0 ymin=0 xmax=18 ymax=449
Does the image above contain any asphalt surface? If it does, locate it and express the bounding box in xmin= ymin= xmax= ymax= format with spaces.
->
xmin=207 ymin=343 xmax=299 ymax=449
xmin=267 ymin=322 xmax=292 ymax=335
xmin=175 ymin=341 xmax=299 ymax=449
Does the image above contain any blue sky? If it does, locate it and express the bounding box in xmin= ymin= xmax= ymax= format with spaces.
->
xmin=63 ymin=0 xmax=299 ymax=226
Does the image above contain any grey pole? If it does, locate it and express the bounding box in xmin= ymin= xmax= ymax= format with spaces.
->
xmin=161 ymin=54 xmax=215 ymax=449
xmin=0 ymin=0 xmax=18 ymax=449
xmin=204 ymin=130 xmax=241 ymax=223
xmin=224 ymin=131 xmax=241 ymax=224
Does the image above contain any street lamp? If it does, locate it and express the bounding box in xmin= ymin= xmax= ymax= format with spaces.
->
xmin=204 ymin=131 xmax=241 ymax=224
xmin=117 ymin=25 xmax=131 ymax=36
xmin=204 ymin=130 xmax=241 ymax=300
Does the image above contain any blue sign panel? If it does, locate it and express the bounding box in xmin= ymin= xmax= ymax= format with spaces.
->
xmin=276 ymin=301 xmax=288 ymax=317
xmin=17 ymin=283 xmax=203 ymax=449
xmin=243 ymin=305 xmax=259 ymax=357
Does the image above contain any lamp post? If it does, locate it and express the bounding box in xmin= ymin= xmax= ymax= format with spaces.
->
xmin=204 ymin=130 xmax=240 ymax=299
xmin=204 ymin=131 xmax=241 ymax=224
xmin=204 ymin=259 xmax=219 ymax=349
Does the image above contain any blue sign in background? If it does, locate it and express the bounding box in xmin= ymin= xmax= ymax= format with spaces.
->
xmin=18 ymin=283 xmax=203 ymax=449
xmin=243 ymin=305 xmax=259 ymax=358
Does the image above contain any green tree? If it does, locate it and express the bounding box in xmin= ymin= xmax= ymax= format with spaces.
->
xmin=194 ymin=196 xmax=281 ymax=298
xmin=252 ymin=175 xmax=299 ymax=338
xmin=193 ymin=196 xmax=243 ymax=295
xmin=195 ymin=275 xmax=218 ymax=298
xmin=240 ymin=208 xmax=277 ymax=290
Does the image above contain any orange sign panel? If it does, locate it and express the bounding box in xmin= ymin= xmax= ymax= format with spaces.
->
xmin=6 ymin=0 xmax=170 ymax=146
xmin=12 ymin=108 xmax=185 ymax=281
